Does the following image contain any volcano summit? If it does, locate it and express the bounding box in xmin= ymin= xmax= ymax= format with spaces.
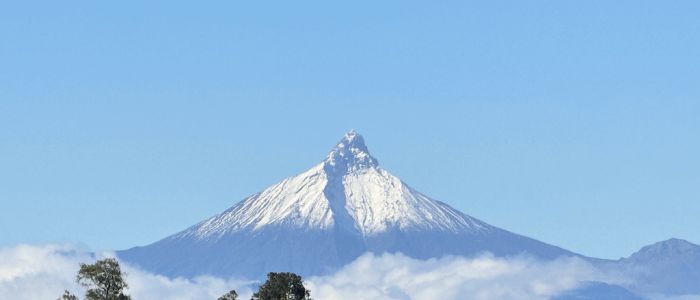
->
xmin=119 ymin=131 xmax=574 ymax=278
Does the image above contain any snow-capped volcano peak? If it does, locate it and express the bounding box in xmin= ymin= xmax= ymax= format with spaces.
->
xmin=174 ymin=130 xmax=490 ymax=239
xmin=324 ymin=130 xmax=378 ymax=174
xmin=120 ymin=131 xmax=577 ymax=279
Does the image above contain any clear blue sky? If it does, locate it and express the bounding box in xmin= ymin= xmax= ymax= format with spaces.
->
xmin=1 ymin=1 xmax=698 ymax=259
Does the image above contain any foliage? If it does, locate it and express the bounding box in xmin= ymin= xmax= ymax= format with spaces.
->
xmin=252 ymin=272 xmax=310 ymax=300
xmin=58 ymin=290 xmax=79 ymax=300
xmin=76 ymin=258 xmax=131 ymax=300
xmin=218 ymin=289 xmax=238 ymax=300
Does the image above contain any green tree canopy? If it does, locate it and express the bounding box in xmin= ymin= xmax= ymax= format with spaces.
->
xmin=76 ymin=258 xmax=131 ymax=300
xmin=252 ymin=272 xmax=310 ymax=300
xmin=218 ymin=289 xmax=238 ymax=300
xmin=57 ymin=290 xmax=79 ymax=300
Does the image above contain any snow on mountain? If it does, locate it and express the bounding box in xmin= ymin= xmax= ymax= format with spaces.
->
xmin=181 ymin=131 xmax=489 ymax=239
xmin=118 ymin=131 xmax=576 ymax=279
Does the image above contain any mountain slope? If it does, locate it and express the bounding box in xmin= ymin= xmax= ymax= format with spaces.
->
xmin=118 ymin=131 xmax=576 ymax=279
xmin=618 ymin=238 xmax=700 ymax=295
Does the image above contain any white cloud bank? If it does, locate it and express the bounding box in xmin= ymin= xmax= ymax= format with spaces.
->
xmin=0 ymin=244 xmax=254 ymax=300
xmin=0 ymin=244 xmax=642 ymax=300
xmin=307 ymin=253 xmax=613 ymax=300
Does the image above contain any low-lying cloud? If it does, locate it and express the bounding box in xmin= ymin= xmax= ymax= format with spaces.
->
xmin=0 ymin=244 xmax=253 ymax=300
xmin=307 ymin=253 xmax=614 ymax=300
xmin=0 ymin=244 xmax=634 ymax=300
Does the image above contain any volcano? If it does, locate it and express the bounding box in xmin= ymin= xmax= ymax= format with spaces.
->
xmin=118 ymin=131 xmax=575 ymax=278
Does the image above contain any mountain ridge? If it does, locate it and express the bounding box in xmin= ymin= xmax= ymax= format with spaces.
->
xmin=616 ymin=238 xmax=700 ymax=295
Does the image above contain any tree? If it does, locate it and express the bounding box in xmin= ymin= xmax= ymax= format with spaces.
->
xmin=252 ymin=272 xmax=310 ymax=300
xmin=76 ymin=258 xmax=131 ymax=300
xmin=218 ymin=289 xmax=238 ymax=300
xmin=57 ymin=290 xmax=79 ymax=300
